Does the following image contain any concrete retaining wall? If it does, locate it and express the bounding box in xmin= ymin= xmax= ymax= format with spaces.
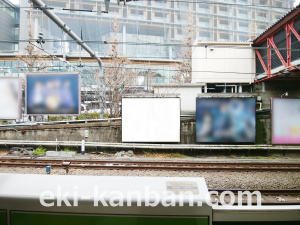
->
xmin=254 ymin=80 xmax=300 ymax=110
xmin=0 ymin=117 xmax=271 ymax=145
xmin=0 ymin=122 xmax=122 ymax=143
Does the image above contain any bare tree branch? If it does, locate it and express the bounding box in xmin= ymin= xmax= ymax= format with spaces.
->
xmin=88 ymin=18 xmax=138 ymax=118
xmin=173 ymin=12 xmax=198 ymax=84
xmin=17 ymin=2 xmax=49 ymax=73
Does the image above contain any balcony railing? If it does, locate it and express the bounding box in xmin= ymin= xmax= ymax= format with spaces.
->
xmin=218 ymin=24 xmax=231 ymax=30
xmin=153 ymin=1 xmax=168 ymax=8
xmin=198 ymin=8 xmax=211 ymax=14
xmin=257 ymin=16 xmax=268 ymax=21
xmin=198 ymin=22 xmax=211 ymax=27
xmin=199 ymin=36 xmax=211 ymax=41
xmin=129 ymin=14 xmax=145 ymax=20
xmin=238 ymin=26 xmax=249 ymax=32
xmin=237 ymin=13 xmax=249 ymax=19
xmin=218 ymin=10 xmax=230 ymax=16
xmin=153 ymin=17 xmax=169 ymax=23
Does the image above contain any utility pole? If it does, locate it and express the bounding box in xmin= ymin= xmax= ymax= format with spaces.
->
xmin=30 ymin=0 xmax=103 ymax=74
xmin=30 ymin=0 xmax=104 ymax=118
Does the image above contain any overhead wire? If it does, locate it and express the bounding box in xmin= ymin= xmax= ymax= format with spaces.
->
xmin=0 ymin=1 xmax=298 ymax=76
xmin=28 ymin=42 xmax=82 ymax=73
xmin=0 ymin=39 xmax=299 ymax=52
xmin=2 ymin=1 xmax=297 ymax=51
xmin=0 ymin=54 xmax=297 ymax=61
xmin=1 ymin=63 xmax=264 ymax=75
xmin=0 ymin=0 xmax=298 ymax=11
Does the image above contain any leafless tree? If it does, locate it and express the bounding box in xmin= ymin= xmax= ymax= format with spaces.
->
xmin=137 ymin=68 xmax=158 ymax=92
xmin=17 ymin=2 xmax=49 ymax=73
xmin=92 ymin=18 xmax=137 ymax=118
xmin=173 ymin=12 xmax=198 ymax=83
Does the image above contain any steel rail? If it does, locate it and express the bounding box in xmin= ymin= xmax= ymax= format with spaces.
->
xmin=209 ymin=188 xmax=300 ymax=195
xmin=1 ymin=158 xmax=300 ymax=167
xmin=209 ymin=188 xmax=300 ymax=205
xmin=0 ymin=159 xmax=300 ymax=171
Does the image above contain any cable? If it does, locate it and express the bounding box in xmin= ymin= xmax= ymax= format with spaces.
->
xmin=1 ymin=52 xmax=299 ymax=61
xmin=1 ymin=39 xmax=300 ymax=52
xmin=28 ymin=42 xmax=82 ymax=73
xmin=0 ymin=53 xmax=298 ymax=61
xmin=0 ymin=62 xmax=290 ymax=80
xmin=0 ymin=60 xmax=269 ymax=76
xmin=2 ymin=2 xmax=296 ymax=53
xmin=47 ymin=63 xmax=266 ymax=75
xmin=0 ymin=1 xmax=297 ymax=11
xmin=168 ymin=0 xmax=296 ymax=10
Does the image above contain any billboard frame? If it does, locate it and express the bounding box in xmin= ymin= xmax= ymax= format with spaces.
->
xmin=271 ymin=97 xmax=300 ymax=145
xmin=0 ymin=77 xmax=22 ymax=120
xmin=121 ymin=97 xmax=181 ymax=143
xmin=195 ymin=97 xmax=256 ymax=144
xmin=25 ymin=72 xmax=81 ymax=116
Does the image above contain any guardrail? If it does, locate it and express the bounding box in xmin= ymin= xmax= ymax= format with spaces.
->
xmin=0 ymin=118 xmax=121 ymax=127
xmin=0 ymin=140 xmax=300 ymax=155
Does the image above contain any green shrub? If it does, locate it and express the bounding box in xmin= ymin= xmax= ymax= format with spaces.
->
xmin=75 ymin=112 xmax=100 ymax=120
xmin=0 ymin=120 xmax=11 ymax=125
xmin=48 ymin=112 xmax=108 ymax=122
xmin=48 ymin=116 xmax=73 ymax=122
xmin=63 ymin=147 xmax=75 ymax=152
xmin=33 ymin=147 xmax=47 ymax=155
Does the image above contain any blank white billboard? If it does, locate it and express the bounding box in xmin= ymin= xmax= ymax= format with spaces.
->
xmin=0 ymin=77 xmax=22 ymax=119
xmin=122 ymin=98 xmax=180 ymax=142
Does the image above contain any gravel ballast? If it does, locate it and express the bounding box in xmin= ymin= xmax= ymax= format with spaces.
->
xmin=1 ymin=153 xmax=300 ymax=190
xmin=0 ymin=167 xmax=299 ymax=190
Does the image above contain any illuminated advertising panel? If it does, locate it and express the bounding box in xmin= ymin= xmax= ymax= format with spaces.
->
xmin=26 ymin=73 xmax=81 ymax=115
xmin=122 ymin=98 xmax=180 ymax=142
xmin=272 ymin=98 xmax=300 ymax=144
xmin=0 ymin=77 xmax=22 ymax=119
xmin=196 ymin=98 xmax=256 ymax=143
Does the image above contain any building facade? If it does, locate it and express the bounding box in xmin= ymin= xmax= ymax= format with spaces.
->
xmin=17 ymin=0 xmax=294 ymax=59
xmin=0 ymin=0 xmax=296 ymax=88
xmin=0 ymin=0 xmax=19 ymax=53
xmin=191 ymin=41 xmax=255 ymax=88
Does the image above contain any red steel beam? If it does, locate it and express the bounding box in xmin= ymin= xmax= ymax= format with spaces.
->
xmin=255 ymin=49 xmax=269 ymax=75
xmin=255 ymin=75 xmax=300 ymax=83
xmin=255 ymin=75 xmax=278 ymax=83
xmin=286 ymin=24 xmax=291 ymax=66
xmin=255 ymin=16 xmax=300 ymax=83
xmin=253 ymin=6 xmax=300 ymax=46
xmin=267 ymin=39 xmax=272 ymax=77
xmin=288 ymin=23 xmax=300 ymax=42
xmin=268 ymin=37 xmax=288 ymax=68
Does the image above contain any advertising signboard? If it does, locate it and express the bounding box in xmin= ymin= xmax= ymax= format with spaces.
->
xmin=0 ymin=77 xmax=22 ymax=119
xmin=272 ymin=98 xmax=300 ymax=144
xmin=26 ymin=73 xmax=81 ymax=115
xmin=196 ymin=98 xmax=256 ymax=143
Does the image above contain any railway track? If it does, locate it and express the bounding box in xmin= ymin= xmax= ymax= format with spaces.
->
xmin=209 ymin=189 xmax=300 ymax=205
xmin=0 ymin=158 xmax=300 ymax=172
